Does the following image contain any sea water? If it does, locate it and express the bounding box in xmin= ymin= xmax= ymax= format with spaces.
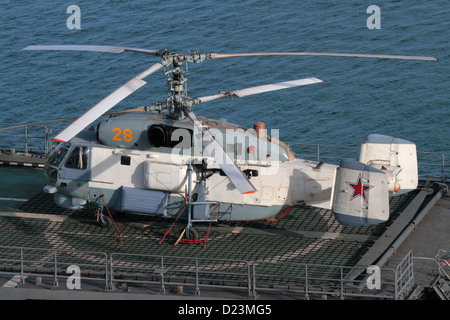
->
xmin=0 ymin=1 xmax=448 ymax=153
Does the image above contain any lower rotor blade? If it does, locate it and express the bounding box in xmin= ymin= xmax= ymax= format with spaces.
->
xmin=210 ymin=52 xmax=437 ymax=61
xmin=23 ymin=45 xmax=160 ymax=56
xmin=185 ymin=110 xmax=256 ymax=194
xmin=230 ymin=77 xmax=323 ymax=97
xmin=197 ymin=77 xmax=322 ymax=104
xmin=54 ymin=62 xmax=163 ymax=142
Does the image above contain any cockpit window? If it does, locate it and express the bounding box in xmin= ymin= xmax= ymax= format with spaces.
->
xmin=48 ymin=145 xmax=69 ymax=168
xmin=64 ymin=147 xmax=88 ymax=170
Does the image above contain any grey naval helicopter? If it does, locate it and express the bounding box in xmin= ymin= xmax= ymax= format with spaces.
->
xmin=23 ymin=45 xmax=436 ymax=239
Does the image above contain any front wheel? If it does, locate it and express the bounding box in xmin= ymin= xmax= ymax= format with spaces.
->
xmin=98 ymin=215 xmax=112 ymax=227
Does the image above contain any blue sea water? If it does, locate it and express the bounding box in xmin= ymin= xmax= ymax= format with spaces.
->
xmin=0 ymin=0 xmax=448 ymax=153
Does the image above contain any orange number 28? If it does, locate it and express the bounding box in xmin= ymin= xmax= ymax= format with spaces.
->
xmin=113 ymin=128 xmax=133 ymax=142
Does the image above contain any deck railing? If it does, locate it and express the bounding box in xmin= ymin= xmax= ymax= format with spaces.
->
xmin=0 ymin=123 xmax=58 ymax=156
xmin=0 ymin=245 xmax=422 ymax=300
xmin=287 ymin=141 xmax=450 ymax=183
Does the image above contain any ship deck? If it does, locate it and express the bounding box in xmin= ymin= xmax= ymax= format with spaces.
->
xmin=0 ymin=160 xmax=448 ymax=300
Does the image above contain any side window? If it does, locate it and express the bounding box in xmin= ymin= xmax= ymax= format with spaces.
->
xmin=65 ymin=147 xmax=88 ymax=170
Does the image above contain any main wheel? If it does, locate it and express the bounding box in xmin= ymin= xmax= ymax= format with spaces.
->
xmin=174 ymin=227 xmax=199 ymax=246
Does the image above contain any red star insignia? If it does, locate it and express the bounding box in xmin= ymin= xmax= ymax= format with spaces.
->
xmin=346 ymin=173 xmax=373 ymax=203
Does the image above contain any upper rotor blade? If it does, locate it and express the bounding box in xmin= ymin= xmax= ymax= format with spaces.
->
xmin=185 ymin=110 xmax=256 ymax=195
xmin=210 ymin=52 xmax=437 ymax=61
xmin=23 ymin=45 xmax=160 ymax=56
xmin=54 ymin=62 xmax=163 ymax=143
xmin=197 ymin=77 xmax=323 ymax=104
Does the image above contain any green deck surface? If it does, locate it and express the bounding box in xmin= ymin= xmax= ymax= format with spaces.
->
xmin=0 ymin=166 xmax=422 ymax=290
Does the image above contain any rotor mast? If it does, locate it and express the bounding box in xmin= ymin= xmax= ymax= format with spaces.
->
xmin=155 ymin=51 xmax=210 ymax=120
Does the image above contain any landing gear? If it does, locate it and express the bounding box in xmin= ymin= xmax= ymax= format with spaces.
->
xmin=98 ymin=214 xmax=112 ymax=228
xmin=184 ymin=226 xmax=199 ymax=240
xmin=174 ymin=226 xmax=199 ymax=246
xmin=94 ymin=199 xmax=117 ymax=229
xmin=94 ymin=200 xmax=124 ymax=243
xmin=95 ymin=203 xmax=110 ymax=227
xmin=177 ymin=226 xmax=198 ymax=240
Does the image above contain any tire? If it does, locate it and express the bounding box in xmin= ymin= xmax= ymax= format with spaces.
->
xmin=186 ymin=227 xmax=199 ymax=240
xmin=98 ymin=215 xmax=112 ymax=227
xmin=178 ymin=227 xmax=199 ymax=240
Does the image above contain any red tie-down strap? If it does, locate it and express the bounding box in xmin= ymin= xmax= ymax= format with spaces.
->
xmin=101 ymin=196 xmax=123 ymax=244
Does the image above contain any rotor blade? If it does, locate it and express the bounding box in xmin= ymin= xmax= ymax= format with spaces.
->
xmin=197 ymin=77 xmax=323 ymax=104
xmin=23 ymin=45 xmax=160 ymax=56
xmin=210 ymin=52 xmax=437 ymax=61
xmin=185 ymin=110 xmax=256 ymax=194
xmin=230 ymin=77 xmax=323 ymax=97
xmin=54 ymin=62 xmax=163 ymax=143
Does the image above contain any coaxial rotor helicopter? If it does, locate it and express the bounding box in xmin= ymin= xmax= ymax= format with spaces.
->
xmin=23 ymin=45 xmax=436 ymax=240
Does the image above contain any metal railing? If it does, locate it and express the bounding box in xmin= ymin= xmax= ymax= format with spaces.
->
xmin=395 ymin=250 xmax=415 ymax=299
xmin=0 ymin=123 xmax=57 ymax=156
xmin=251 ymin=260 xmax=414 ymax=299
xmin=0 ymin=245 xmax=421 ymax=299
xmin=110 ymin=253 xmax=252 ymax=297
xmin=0 ymin=245 xmax=108 ymax=290
xmin=416 ymin=152 xmax=450 ymax=183
xmin=288 ymin=141 xmax=450 ymax=183
xmin=413 ymin=249 xmax=450 ymax=281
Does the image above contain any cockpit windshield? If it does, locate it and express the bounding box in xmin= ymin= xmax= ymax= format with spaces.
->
xmin=44 ymin=143 xmax=70 ymax=185
xmin=47 ymin=143 xmax=70 ymax=168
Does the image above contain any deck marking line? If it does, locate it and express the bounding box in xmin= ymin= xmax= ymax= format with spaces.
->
xmin=2 ymin=275 xmax=27 ymax=288
xmin=0 ymin=197 xmax=28 ymax=202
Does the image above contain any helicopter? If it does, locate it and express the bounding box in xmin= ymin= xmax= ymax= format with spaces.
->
xmin=22 ymin=45 xmax=436 ymax=239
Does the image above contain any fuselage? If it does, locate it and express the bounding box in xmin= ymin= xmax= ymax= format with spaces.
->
xmin=44 ymin=112 xmax=337 ymax=221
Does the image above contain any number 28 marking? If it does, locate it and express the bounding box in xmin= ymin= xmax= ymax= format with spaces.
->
xmin=113 ymin=128 xmax=133 ymax=142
